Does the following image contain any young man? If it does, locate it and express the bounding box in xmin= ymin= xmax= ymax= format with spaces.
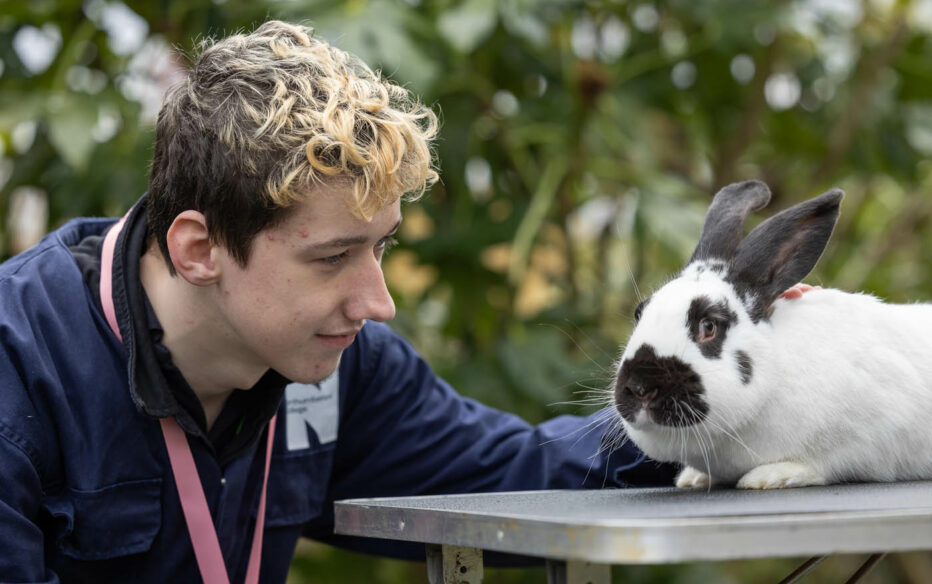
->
xmin=0 ymin=21 xmax=673 ymax=583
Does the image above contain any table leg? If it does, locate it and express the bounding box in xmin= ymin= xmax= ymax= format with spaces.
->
xmin=546 ymin=559 xmax=611 ymax=584
xmin=426 ymin=544 xmax=484 ymax=584
xmin=777 ymin=556 xmax=828 ymax=584
xmin=843 ymin=553 xmax=886 ymax=584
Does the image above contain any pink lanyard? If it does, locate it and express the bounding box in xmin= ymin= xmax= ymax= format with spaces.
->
xmin=100 ymin=214 xmax=275 ymax=584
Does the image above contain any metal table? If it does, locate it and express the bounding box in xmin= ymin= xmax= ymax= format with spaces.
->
xmin=334 ymin=481 xmax=932 ymax=583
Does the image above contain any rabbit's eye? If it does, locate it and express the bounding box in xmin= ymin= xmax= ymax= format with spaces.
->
xmin=634 ymin=299 xmax=648 ymax=322
xmin=698 ymin=319 xmax=717 ymax=342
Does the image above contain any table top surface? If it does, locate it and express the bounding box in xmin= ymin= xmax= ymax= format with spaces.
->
xmin=334 ymin=481 xmax=932 ymax=563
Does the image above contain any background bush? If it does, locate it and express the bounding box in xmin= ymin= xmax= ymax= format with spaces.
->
xmin=2 ymin=0 xmax=931 ymax=582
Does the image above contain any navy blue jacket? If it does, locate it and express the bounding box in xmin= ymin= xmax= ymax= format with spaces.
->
xmin=0 ymin=201 xmax=673 ymax=583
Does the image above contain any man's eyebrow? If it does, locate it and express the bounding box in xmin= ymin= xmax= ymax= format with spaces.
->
xmin=306 ymin=218 xmax=401 ymax=250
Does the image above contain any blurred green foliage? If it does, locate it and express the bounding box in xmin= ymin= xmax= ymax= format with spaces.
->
xmin=2 ymin=0 xmax=932 ymax=582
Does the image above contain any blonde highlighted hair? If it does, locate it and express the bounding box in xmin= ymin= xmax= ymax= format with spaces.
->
xmin=148 ymin=20 xmax=439 ymax=269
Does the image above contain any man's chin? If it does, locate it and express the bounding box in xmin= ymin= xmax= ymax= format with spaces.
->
xmin=289 ymin=355 xmax=341 ymax=385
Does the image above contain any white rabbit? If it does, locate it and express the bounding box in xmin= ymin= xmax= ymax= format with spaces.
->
xmin=612 ymin=180 xmax=932 ymax=489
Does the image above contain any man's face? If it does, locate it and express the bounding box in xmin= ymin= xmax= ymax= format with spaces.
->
xmin=211 ymin=183 xmax=399 ymax=384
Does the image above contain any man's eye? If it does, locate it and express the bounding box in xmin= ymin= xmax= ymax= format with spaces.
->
xmin=322 ymin=252 xmax=348 ymax=265
xmin=377 ymin=236 xmax=399 ymax=251
xmin=321 ymin=237 xmax=397 ymax=266
xmin=375 ymin=237 xmax=398 ymax=261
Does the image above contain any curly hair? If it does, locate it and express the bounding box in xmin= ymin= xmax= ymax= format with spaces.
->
xmin=147 ymin=20 xmax=439 ymax=271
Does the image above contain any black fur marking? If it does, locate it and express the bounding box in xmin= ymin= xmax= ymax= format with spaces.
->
xmin=633 ymin=297 xmax=651 ymax=323
xmin=686 ymin=296 xmax=738 ymax=358
xmin=736 ymin=350 xmax=753 ymax=384
xmin=708 ymin=262 xmax=727 ymax=275
xmin=726 ymin=189 xmax=843 ymax=323
xmin=615 ymin=344 xmax=708 ymax=427
xmin=688 ymin=181 xmax=772 ymax=264
xmin=731 ymin=284 xmax=770 ymax=323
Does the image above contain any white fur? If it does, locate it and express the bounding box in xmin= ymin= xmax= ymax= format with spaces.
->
xmin=675 ymin=466 xmax=711 ymax=488
xmin=735 ymin=462 xmax=825 ymax=489
xmin=616 ymin=263 xmax=932 ymax=489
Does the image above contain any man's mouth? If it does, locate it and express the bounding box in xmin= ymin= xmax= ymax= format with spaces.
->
xmin=315 ymin=330 xmax=360 ymax=348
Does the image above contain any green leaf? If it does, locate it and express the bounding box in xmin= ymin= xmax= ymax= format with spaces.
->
xmin=437 ymin=0 xmax=498 ymax=54
xmin=45 ymin=95 xmax=97 ymax=171
xmin=0 ymin=94 xmax=44 ymax=132
xmin=499 ymin=0 xmax=552 ymax=48
xmin=637 ymin=177 xmax=707 ymax=260
xmin=508 ymin=156 xmax=568 ymax=284
xmin=496 ymin=326 xmax=596 ymax=406
xmin=309 ymin=0 xmax=440 ymax=92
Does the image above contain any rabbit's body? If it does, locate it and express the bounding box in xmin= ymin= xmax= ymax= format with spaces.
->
xmin=626 ymin=282 xmax=932 ymax=487
xmin=614 ymin=181 xmax=932 ymax=489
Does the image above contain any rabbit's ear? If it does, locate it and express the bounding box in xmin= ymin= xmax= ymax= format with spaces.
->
xmin=688 ymin=181 xmax=772 ymax=264
xmin=729 ymin=188 xmax=844 ymax=321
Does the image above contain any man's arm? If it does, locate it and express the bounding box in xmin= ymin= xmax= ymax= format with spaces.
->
xmin=332 ymin=322 xmax=672 ymax=497
xmin=299 ymin=322 xmax=674 ymax=557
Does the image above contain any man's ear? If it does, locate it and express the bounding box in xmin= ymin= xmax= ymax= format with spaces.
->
xmin=165 ymin=210 xmax=221 ymax=286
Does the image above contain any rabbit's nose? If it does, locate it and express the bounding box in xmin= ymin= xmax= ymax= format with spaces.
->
xmin=627 ymin=383 xmax=658 ymax=402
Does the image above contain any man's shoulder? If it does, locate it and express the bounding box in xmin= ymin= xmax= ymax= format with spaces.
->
xmin=0 ymin=218 xmax=129 ymax=485
xmin=0 ymin=217 xmax=115 ymax=356
xmin=340 ymin=320 xmax=433 ymax=391
xmin=351 ymin=320 xmax=420 ymax=363
xmin=0 ymin=217 xmax=113 ymax=282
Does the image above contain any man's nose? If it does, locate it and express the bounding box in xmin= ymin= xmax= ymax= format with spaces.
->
xmin=346 ymin=258 xmax=396 ymax=323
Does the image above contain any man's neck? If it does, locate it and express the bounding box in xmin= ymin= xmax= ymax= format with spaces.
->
xmin=139 ymin=246 xmax=266 ymax=429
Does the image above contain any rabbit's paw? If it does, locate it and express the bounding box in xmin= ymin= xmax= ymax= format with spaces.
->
xmin=675 ymin=466 xmax=711 ymax=488
xmin=736 ymin=462 xmax=826 ymax=489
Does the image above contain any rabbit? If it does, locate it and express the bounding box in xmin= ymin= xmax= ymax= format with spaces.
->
xmin=611 ymin=180 xmax=932 ymax=489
